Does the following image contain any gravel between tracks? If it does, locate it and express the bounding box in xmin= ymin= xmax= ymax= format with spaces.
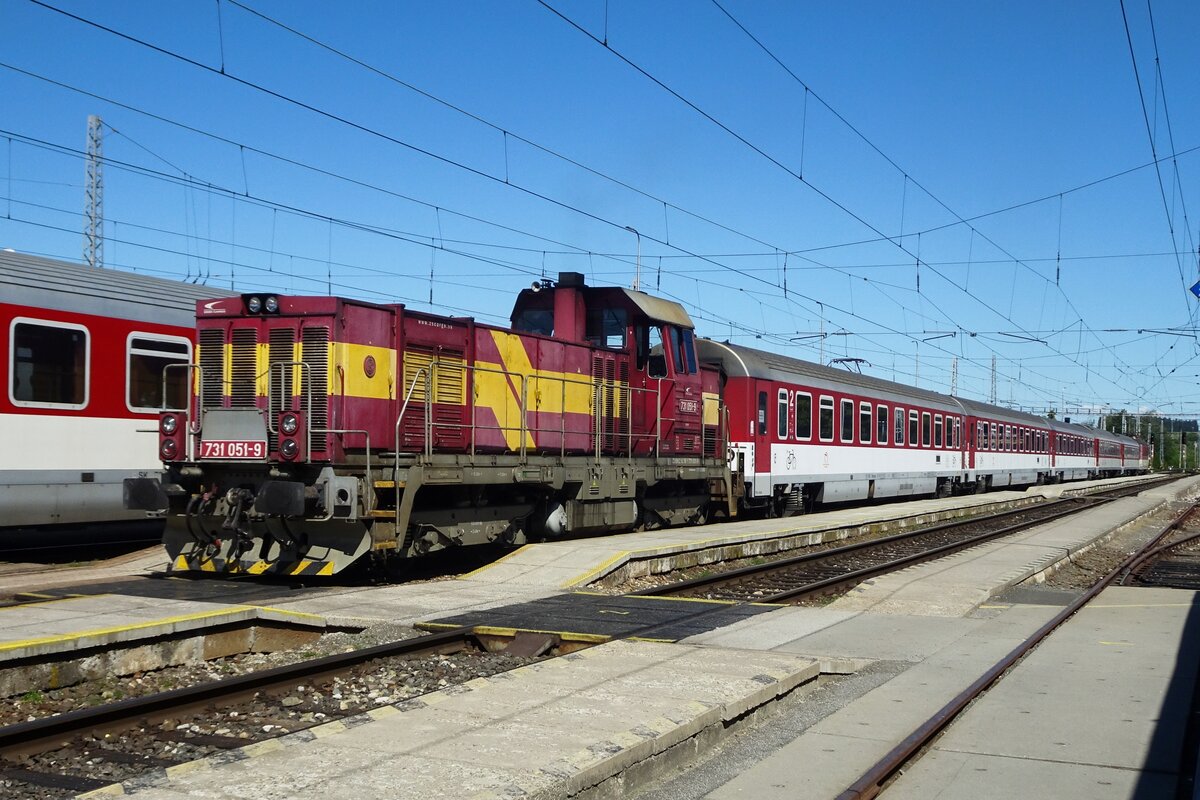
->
xmin=1 ymin=623 xmax=539 ymax=800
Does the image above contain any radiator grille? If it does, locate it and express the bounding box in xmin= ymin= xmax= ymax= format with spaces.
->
xmin=401 ymin=348 xmax=464 ymax=448
xmin=198 ymin=329 xmax=224 ymax=409
xmin=592 ymin=355 xmax=629 ymax=452
xmin=400 ymin=349 xmax=430 ymax=447
xmin=301 ymin=326 xmax=329 ymax=435
xmin=267 ymin=327 xmax=294 ymax=450
xmin=230 ymin=328 xmax=258 ymax=409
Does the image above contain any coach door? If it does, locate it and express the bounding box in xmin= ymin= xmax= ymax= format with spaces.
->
xmin=755 ymin=385 xmax=770 ymax=476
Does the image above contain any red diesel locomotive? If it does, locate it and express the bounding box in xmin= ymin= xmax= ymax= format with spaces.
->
xmin=126 ymin=272 xmax=732 ymax=575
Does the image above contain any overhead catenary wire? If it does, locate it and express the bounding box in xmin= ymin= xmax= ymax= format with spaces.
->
xmin=536 ymin=0 xmax=1148 ymax=403
xmin=9 ymin=0 xmax=1186 ymax=411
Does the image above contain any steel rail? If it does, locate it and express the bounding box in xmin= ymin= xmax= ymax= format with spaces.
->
xmin=1117 ymin=529 xmax=1200 ymax=585
xmin=636 ymin=497 xmax=1099 ymax=600
xmin=835 ymin=499 xmax=1200 ymax=800
xmin=0 ymin=626 xmax=474 ymax=758
xmin=762 ymin=500 xmax=1097 ymax=603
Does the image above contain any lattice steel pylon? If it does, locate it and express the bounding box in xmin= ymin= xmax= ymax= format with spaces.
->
xmin=84 ymin=115 xmax=103 ymax=268
xmin=989 ymin=355 xmax=997 ymax=404
xmin=950 ymin=357 xmax=958 ymax=396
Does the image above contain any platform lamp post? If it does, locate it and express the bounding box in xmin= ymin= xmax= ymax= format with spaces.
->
xmin=624 ymin=226 xmax=641 ymax=292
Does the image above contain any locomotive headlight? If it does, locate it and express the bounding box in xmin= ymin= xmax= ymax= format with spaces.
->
xmin=160 ymin=414 xmax=178 ymax=435
xmin=280 ymin=412 xmax=299 ymax=435
xmin=280 ymin=439 xmax=299 ymax=459
xmin=247 ymin=296 xmax=262 ymax=313
xmin=265 ymin=295 xmax=279 ymax=313
xmin=160 ymin=439 xmax=178 ymax=459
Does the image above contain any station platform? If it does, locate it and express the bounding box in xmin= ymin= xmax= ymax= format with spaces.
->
xmin=691 ymin=585 xmax=1200 ymax=800
xmin=82 ymin=640 xmax=822 ymax=800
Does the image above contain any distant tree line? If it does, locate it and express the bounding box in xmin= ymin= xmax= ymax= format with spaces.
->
xmin=1099 ymin=411 xmax=1197 ymax=471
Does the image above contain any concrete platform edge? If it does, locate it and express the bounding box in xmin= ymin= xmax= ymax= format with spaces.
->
xmin=77 ymin=643 xmax=826 ymax=800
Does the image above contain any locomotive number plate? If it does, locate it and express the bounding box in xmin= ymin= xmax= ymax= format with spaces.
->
xmin=199 ymin=440 xmax=267 ymax=459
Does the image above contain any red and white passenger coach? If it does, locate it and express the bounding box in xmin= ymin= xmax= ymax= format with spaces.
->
xmin=1 ymin=251 xmax=232 ymax=529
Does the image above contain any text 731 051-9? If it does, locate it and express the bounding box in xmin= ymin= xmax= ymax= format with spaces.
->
xmin=198 ymin=440 xmax=267 ymax=459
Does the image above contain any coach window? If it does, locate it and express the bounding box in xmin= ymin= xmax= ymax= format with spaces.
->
xmin=954 ymin=419 xmax=961 ymax=449
xmin=921 ymin=412 xmax=931 ymax=447
xmin=840 ymin=399 xmax=854 ymax=443
xmin=877 ymin=404 xmax=888 ymax=444
xmin=795 ymin=392 xmax=812 ymax=440
xmin=934 ymin=415 xmax=943 ymax=448
xmin=128 ymin=334 xmax=192 ymax=411
xmin=859 ymin=402 xmax=872 ymax=444
xmin=777 ymin=389 xmax=789 ymax=439
xmin=10 ymin=319 xmax=88 ymax=408
xmin=908 ymin=410 xmax=918 ymax=446
xmin=894 ymin=407 xmax=905 ymax=445
xmin=819 ymin=396 xmax=834 ymax=441
xmin=756 ymin=391 xmax=767 ymax=436
xmin=976 ymin=422 xmax=984 ymax=449
xmin=990 ymin=423 xmax=998 ymax=450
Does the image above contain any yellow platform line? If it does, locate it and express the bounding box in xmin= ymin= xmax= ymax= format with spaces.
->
xmin=0 ymin=605 xmax=328 ymax=653
xmin=458 ymin=544 xmax=535 ymax=579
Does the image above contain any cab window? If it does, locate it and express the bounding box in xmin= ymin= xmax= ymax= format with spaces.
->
xmin=586 ymin=307 xmax=626 ymax=349
xmin=646 ymin=326 xmax=667 ymax=378
xmin=667 ymin=326 xmax=696 ymax=375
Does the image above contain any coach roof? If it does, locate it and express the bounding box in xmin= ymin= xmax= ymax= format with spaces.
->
xmin=0 ymin=250 xmax=235 ymax=326
xmin=697 ymin=339 xmax=1056 ymax=428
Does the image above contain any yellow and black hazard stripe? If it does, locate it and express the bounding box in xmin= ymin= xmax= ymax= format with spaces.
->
xmin=174 ymin=555 xmax=335 ymax=576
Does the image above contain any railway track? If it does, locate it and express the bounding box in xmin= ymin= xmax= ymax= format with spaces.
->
xmin=1118 ymin=499 xmax=1200 ymax=590
xmin=634 ymin=477 xmax=1174 ymax=605
xmin=0 ymin=627 xmax=548 ymax=799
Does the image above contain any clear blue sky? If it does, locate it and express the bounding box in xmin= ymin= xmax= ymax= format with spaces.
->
xmin=2 ymin=0 xmax=1198 ymax=419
